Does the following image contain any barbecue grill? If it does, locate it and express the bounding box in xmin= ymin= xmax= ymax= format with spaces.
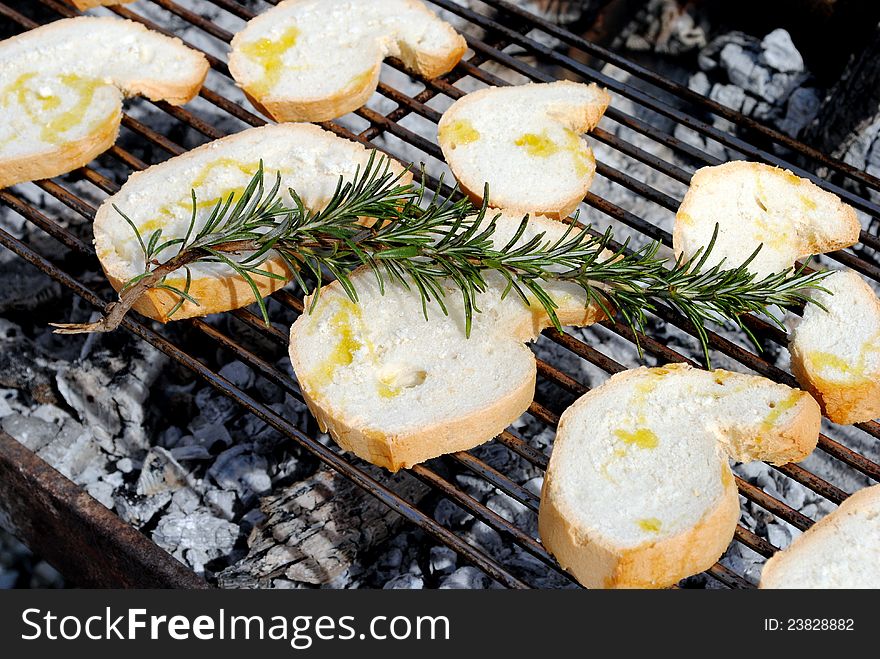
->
xmin=0 ymin=0 xmax=878 ymax=590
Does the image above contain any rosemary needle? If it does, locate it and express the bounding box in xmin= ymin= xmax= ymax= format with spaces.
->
xmin=53 ymin=153 xmax=831 ymax=364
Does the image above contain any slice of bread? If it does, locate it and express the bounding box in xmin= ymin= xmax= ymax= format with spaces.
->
xmin=539 ymin=363 xmax=820 ymax=589
xmin=229 ymin=0 xmax=466 ymax=123
xmin=288 ymin=212 xmax=606 ymax=471
xmin=673 ymin=161 xmax=860 ymax=278
xmin=71 ymin=0 xmax=134 ymax=9
xmin=760 ymin=484 xmax=880 ymax=588
xmin=438 ymin=81 xmax=611 ymax=220
xmin=789 ymin=270 xmax=880 ymax=424
xmin=0 ymin=17 xmax=208 ymax=189
xmin=93 ymin=123 xmax=410 ymax=322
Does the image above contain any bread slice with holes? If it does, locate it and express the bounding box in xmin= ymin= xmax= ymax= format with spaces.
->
xmin=70 ymin=0 xmax=134 ymax=9
xmin=673 ymin=161 xmax=860 ymax=278
xmin=229 ymin=0 xmax=466 ymax=123
xmin=438 ymin=81 xmax=611 ymax=220
xmin=760 ymin=484 xmax=880 ymax=588
xmin=0 ymin=16 xmax=208 ymax=189
xmin=93 ymin=123 xmax=410 ymax=322
xmin=789 ymin=270 xmax=880 ymax=424
xmin=288 ymin=212 xmax=606 ymax=471
xmin=539 ymin=363 xmax=820 ymax=589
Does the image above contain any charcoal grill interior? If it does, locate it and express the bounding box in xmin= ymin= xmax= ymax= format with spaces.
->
xmin=1 ymin=0 xmax=879 ymax=590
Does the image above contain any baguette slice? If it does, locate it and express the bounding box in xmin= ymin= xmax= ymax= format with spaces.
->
xmin=540 ymin=363 xmax=820 ymax=589
xmin=0 ymin=17 xmax=209 ymax=189
xmin=71 ymin=0 xmax=134 ymax=9
xmin=789 ymin=270 xmax=880 ymax=424
xmin=760 ymin=484 xmax=880 ymax=588
xmin=94 ymin=123 xmax=410 ymax=322
xmin=674 ymin=161 xmax=860 ymax=278
xmin=438 ymin=81 xmax=610 ymax=220
xmin=289 ymin=213 xmax=606 ymax=471
xmin=229 ymin=0 xmax=466 ymax=123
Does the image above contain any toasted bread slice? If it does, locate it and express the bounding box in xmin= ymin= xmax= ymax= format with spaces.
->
xmin=540 ymin=363 xmax=820 ymax=588
xmin=673 ymin=162 xmax=859 ymax=278
xmin=93 ymin=123 xmax=411 ymax=322
xmin=789 ymin=270 xmax=880 ymax=424
xmin=229 ymin=0 xmax=466 ymax=122
xmin=0 ymin=17 xmax=208 ymax=189
xmin=438 ymin=81 xmax=611 ymax=220
xmin=288 ymin=212 xmax=606 ymax=471
xmin=760 ymin=484 xmax=880 ymax=588
xmin=71 ymin=0 xmax=134 ymax=9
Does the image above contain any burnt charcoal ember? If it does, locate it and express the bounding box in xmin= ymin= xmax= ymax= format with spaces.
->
xmin=216 ymin=467 xmax=428 ymax=588
xmin=136 ymin=447 xmax=192 ymax=497
xmin=55 ymin=338 xmax=166 ymax=453
xmin=439 ymin=566 xmax=496 ymax=589
xmin=0 ymin=261 xmax=61 ymax=313
xmin=152 ymin=510 xmax=240 ymax=576
xmin=0 ymin=319 xmax=61 ymax=406
xmin=207 ymin=444 xmax=271 ymax=503
xmin=677 ymin=28 xmax=822 ymax=153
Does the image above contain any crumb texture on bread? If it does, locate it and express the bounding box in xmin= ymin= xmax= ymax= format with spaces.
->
xmin=539 ymin=363 xmax=820 ymax=588
xmin=673 ymin=161 xmax=860 ymax=278
xmin=289 ymin=213 xmax=606 ymax=471
xmin=760 ymin=484 xmax=880 ymax=588
xmin=93 ymin=123 xmax=410 ymax=323
xmin=0 ymin=16 xmax=209 ymax=188
xmin=438 ymin=81 xmax=611 ymax=220
xmin=789 ymin=270 xmax=880 ymax=424
xmin=229 ymin=0 xmax=466 ymax=122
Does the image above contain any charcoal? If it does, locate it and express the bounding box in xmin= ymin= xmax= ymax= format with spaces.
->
xmin=136 ymin=447 xmax=191 ymax=496
xmin=55 ymin=339 xmax=165 ymax=453
xmin=152 ymin=510 xmax=239 ymax=575
xmin=429 ymin=546 xmax=457 ymax=577
xmin=383 ymin=574 xmax=424 ymax=590
xmin=439 ymin=567 xmax=493 ymax=590
xmin=218 ymin=361 xmax=255 ymax=390
xmin=217 ymin=467 xmax=428 ymax=587
xmin=207 ymin=445 xmax=271 ymax=500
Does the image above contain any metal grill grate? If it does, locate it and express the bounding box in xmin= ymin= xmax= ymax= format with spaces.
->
xmin=0 ymin=0 xmax=878 ymax=589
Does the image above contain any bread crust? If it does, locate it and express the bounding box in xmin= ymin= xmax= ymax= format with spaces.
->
xmin=0 ymin=109 xmax=121 ymax=189
xmin=439 ymin=81 xmax=610 ymax=220
xmin=0 ymin=17 xmax=208 ymax=188
xmin=539 ymin=363 xmax=821 ymax=588
xmin=290 ymin=338 xmax=537 ymax=472
xmin=95 ymin=123 xmax=412 ymax=324
xmin=229 ymin=0 xmax=466 ymax=123
xmin=759 ymin=484 xmax=880 ymax=588
xmin=287 ymin=261 xmax=606 ymax=472
xmin=102 ymin=256 xmax=292 ymax=323
xmin=540 ymin=463 xmax=740 ymax=588
xmin=790 ymin=343 xmax=880 ymax=425
xmin=70 ymin=0 xmax=136 ymax=10
xmin=673 ymin=161 xmax=860 ymax=266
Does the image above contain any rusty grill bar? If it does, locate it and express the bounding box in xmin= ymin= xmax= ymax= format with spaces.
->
xmin=0 ymin=0 xmax=878 ymax=589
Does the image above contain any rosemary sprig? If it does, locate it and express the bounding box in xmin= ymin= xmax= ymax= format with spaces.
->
xmin=51 ymin=153 xmax=830 ymax=362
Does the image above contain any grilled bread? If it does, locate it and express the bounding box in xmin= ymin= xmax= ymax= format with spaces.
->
xmin=229 ymin=0 xmax=466 ymax=123
xmin=0 ymin=17 xmax=208 ymax=189
xmin=288 ymin=213 xmax=606 ymax=471
xmin=70 ymin=0 xmax=134 ymax=9
xmin=93 ymin=123 xmax=410 ymax=322
xmin=760 ymin=484 xmax=880 ymax=588
xmin=540 ymin=363 xmax=820 ymax=589
xmin=673 ymin=161 xmax=859 ymax=278
xmin=789 ymin=270 xmax=880 ymax=424
xmin=438 ymin=81 xmax=611 ymax=220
